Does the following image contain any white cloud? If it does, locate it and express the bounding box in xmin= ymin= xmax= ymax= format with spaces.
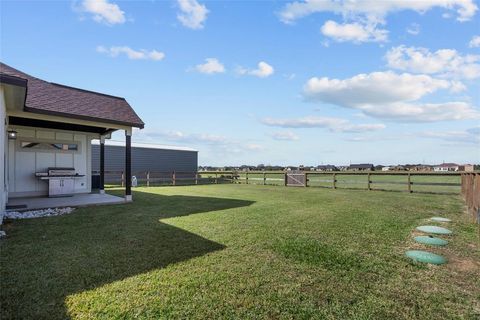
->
xmin=271 ymin=131 xmax=300 ymax=141
xmin=279 ymin=0 xmax=477 ymax=43
xmin=237 ymin=61 xmax=274 ymax=78
xmin=137 ymin=130 xmax=227 ymax=144
xmin=320 ymin=20 xmax=388 ymax=43
xmin=469 ymin=35 xmax=480 ymax=48
xmin=406 ymin=23 xmax=420 ymax=35
xmin=385 ymin=45 xmax=480 ymax=79
xmin=262 ymin=116 xmax=385 ymax=133
xmin=135 ymin=129 xmax=266 ymax=155
xmin=97 ymin=46 xmax=165 ymax=61
xmin=177 ymin=0 xmax=209 ymax=30
xmin=421 ymin=127 xmax=480 ymax=144
xmin=304 ymin=71 xmax=451 ymax=106
xmin=244 ymin=143 xmax=265 ymax=151
xmin=80 ymin=0 xmax=125 ymax=25
xmin=303 ymin=71 xmax=479 ymax=122
xmin=194 ymin=58 xmax=225 ymax=74
xmin=279 ymin=0 xmax=477 ymax=24
xmin=358 ymin=101 xmax=479 ymax=122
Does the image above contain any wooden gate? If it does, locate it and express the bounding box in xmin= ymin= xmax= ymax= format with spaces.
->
xmin=286 ymin=171 xmax=306 ymax=187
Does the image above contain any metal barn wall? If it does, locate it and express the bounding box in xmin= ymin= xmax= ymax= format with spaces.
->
xmin=92 ymin=145 xmax=198 ymax=173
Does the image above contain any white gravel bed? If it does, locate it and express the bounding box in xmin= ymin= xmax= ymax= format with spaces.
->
xmin=4 ymin=207 xmax=76 ymax=219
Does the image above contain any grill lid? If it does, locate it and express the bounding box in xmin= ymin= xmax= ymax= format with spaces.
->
xmin=47 ymin=167 xmax=76 ymax=176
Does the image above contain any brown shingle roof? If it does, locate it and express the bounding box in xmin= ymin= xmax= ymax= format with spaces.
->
xmin=0 ymin=62 xmax=144 ymax=128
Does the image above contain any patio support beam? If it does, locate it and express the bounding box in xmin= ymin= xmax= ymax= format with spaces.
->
xmin=99 ymin=136 xmax=105 ymax=194
xmin=125 ymin=130 xmax=132 ymax=202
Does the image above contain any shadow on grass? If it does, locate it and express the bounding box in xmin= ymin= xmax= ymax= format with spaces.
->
xmin=0 ymin=190 xmax=254 ymax=319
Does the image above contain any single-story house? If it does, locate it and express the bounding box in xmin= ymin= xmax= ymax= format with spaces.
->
xmin=433 ymin=163 xmax=459 ymax=172
xmin=0 ymin=62 xmax=144 ymax=220
xmin=349 ymin=163 xmax=374 ymax=171
xmin=316 ymin=165 xmax=338 ymax=171
xmin=407 ymin=165 xmax=433 ymax=172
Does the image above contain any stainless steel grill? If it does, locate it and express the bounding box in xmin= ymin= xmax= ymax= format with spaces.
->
xmin=47 ymin=167 xmax=76 ymax=176
xmin=35 ymin=167 xmax=84 ymax=197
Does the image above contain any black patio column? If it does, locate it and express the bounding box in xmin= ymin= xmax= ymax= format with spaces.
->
xmin=99 ymin=137 xmax=105 ymax=194
xmin=125 ymin=131 xmax=132 ymax=201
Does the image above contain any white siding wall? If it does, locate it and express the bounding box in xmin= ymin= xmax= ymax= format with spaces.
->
xmin=8 ymin=126 xmax=93 ymax=198
xmin=0 ymin=88 xmax=6 ymax=223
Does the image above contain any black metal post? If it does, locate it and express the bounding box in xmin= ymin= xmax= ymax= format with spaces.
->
xmin=100 ymin=139 xmax=105 ymax=193
xmin=125 ymin=133 xmax=132 ymax=200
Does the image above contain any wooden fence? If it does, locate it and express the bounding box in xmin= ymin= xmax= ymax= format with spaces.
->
xmin=231 ymin=171 xmax=462 ymax=194
xmin=97 ymin=170 xmax=235 ymax=187
xmin=99 ymin=170 xmax=463 ymax=194
xmin=461 ymin=173 xmax=480 ymax=223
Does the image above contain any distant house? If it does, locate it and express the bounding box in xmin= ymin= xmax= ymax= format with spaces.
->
xmin=458 ymin=164 xmax=474 ymax=172
xmin=349 ymin=163 xmax=374 ymax=171
xmin=381 ymin=166 xmax=391 ymax=171
xmin=433 ymin=163 xmax=459 ymax=172
xmin=410 ymin=165 xmax=433 ymax=172
xmin=316 ymin=165 xmax=338 ymax=172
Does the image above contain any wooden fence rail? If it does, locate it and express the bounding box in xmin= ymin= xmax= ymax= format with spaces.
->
xmin=95 ymin=170 xmax=235 ymax=187
xmin=461 ymin=173 xmax=480 ymax=223
xmin=97 ymin=170 xmax=463 ymax=193
xmin=231 ymin=171 xmax=462 ymax=194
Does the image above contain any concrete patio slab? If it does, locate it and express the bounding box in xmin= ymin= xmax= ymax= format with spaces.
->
xmin=7 ymin=193 xmax=125 ymax=211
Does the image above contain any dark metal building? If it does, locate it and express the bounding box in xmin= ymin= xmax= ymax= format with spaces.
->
xmin=92 ymin=140 xmax=198 ymax=173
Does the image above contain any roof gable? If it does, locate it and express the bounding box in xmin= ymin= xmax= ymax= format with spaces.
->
xmin=0 ymin=62 xmax=144 ymax=129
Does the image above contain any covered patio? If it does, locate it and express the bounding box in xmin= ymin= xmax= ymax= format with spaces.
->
xmin=7 ymin=193 xmax=124 ymax=211
xmin=0 ymin=62 xmax=144 ymax=216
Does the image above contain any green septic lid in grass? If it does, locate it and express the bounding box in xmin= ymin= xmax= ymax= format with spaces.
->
xmin=414 ymin=235 xmax=449 ymax=246
xmin=416 ymin=225 xmax=452 ymax=235
xmin=405 ymin=250 xmax=447 ymax=265
xmin=430 ymin=217 xmax=452 ymax=222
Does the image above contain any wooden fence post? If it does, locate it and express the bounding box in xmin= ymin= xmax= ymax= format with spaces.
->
xmin=215 ymin=172 xmax=218 ymax=184
xmin=246 ymin=172 xmax=249 ymax=184
xmin=195 ymin=172 xmax=198 ymax=185
xmin=367 ymin=173 xmax=371 ymax=190
xmin=305 ymin=172 xmax=308 ymax=187
xmin=284 ymin=172 xmax=288 ymax=186
xmin=333 ymin=173 xmax=337 ymax=189
xmin=263 ymin=172 xmax=266 ymax=185
xmin=147 ymin=171 xmax=150 ymax=187
xmin=172 ymin=171 xmax=176 ymax=186
xmin=407 ymin=173 xmax=412 ymax=193
xmin=121 ymin=171 xmax=125 ymax=187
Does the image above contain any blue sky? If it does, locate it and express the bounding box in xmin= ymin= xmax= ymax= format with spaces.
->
xmin=1 ymin=0 xmax=479 ymax=166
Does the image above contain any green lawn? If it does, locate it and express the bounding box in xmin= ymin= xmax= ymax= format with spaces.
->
xmin=1 ymin=185 xmax=479 ymax=319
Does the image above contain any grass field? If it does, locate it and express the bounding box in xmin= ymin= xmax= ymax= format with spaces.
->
xmin=1 ymin=185 xmax=479 ymax=319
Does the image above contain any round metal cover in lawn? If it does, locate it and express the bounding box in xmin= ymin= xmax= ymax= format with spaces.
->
xmin=405 ymin=250 xmax=447 ymax=265
xmin=416 ymin=225 xmax=452 ymax=235
xmin=414 ymin=236 xmax=448 ymax=246
xmin=430 ymin=217 xmax=451 ymax=222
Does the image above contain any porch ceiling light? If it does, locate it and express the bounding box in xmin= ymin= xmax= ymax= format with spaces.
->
xmin=7 ymin=130 xmax=17 ymax=140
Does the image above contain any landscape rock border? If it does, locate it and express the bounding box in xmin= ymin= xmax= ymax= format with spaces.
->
xmin=4 ymin=207 xmax=76 ymax=220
